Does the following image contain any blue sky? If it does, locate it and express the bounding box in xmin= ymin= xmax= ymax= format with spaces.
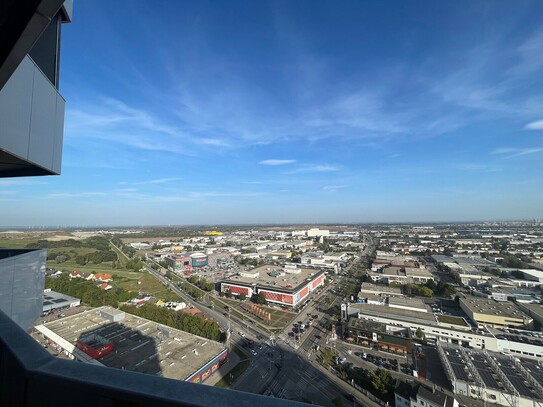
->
xmin=2 ymin=0 xmax=543 ymax=226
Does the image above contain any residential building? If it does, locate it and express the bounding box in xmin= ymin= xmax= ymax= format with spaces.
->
xmin=395 ymin=382 xmax=458 ymax=407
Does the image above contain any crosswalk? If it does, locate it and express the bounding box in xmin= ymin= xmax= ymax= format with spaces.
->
xmin=266 ymin=364 xmax=321 ymax=398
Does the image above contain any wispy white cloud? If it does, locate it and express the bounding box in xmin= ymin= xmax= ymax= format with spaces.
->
xmin=45 ymin=192 xmax=108 ymax=199
xmin=524 ymin=120 xmax=543 ymax=130
xmin=120 ymin=178 xmax=182 ymax=186
xmin=508 ymin=29 xmax=543 ymax=76
xmin=0 ymin=179 xmax=47 ymax=186
xmin=323 ymin=185 xmax=347 ymax=191
xmin=259 ymin=159 xmax=297 ymax=166
xmin=454 ymin=163 xmax=501 ymax=172
xmin=491 ymin=147 xmax=543 ymax=158
xmin=187 ymin=191 xmax=268 ymax=198
xmin=200 ymin=138 xmax=230 ymax=147
xmin=65 ymin=98 xmax=231 ymax=157
xmin=284 ymin=164 xmax=339 ymax=174
xmin=0 ymin=190 xmax=17 ymax=196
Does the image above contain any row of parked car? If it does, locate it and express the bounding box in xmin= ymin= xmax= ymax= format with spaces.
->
xmin=354 ymin=352 xmax=399 ymax=371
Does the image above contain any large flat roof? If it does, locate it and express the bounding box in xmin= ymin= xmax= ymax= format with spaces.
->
xmin=360 ymin=283 xmax=402 ymax=295
xmin=388 ymin=297 xmax=429 ymax=311
xmin=459 ymin=295 xmax=531 ymax=321
xmin=38 ymin=307 xmax=226 ymax=381
xmin=351 ymin=303 xmax=437 ymax=323
xmin=222 ymin=265 xmax=324 ymax=293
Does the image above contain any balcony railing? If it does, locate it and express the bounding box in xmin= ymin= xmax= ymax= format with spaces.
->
xmin=0 ymin=309 xmax=304 ymax=407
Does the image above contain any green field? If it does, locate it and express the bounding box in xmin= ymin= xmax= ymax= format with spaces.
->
xmin=0 ymin=237 xmax=43 ymax=248
xmin=1 ymin=235 xmax=179 ymax=302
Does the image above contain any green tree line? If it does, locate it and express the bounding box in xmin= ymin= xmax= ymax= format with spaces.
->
xmin=45 ymin=274 xmax=132 ymax=308
xmin=187 ymin=275 xmax=214 ymax=291
xmin=120 ymin=303 xmax=225 ymax=342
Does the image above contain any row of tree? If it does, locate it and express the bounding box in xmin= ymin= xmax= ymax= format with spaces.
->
xmin=74 ymin=250 xmax=118 ymax=266
xmin=45 ymin=274 xmax=132 ymax=308
xmin=177 ymin=281 xmax=203 ymax=301
xmin=110 ymin=236 xmax=137 ymax=258
xmin=219 ymin=290 xmax=267 ymax=305
xmin=28 ymin=236 xmax=111 ymax=250
xmin=187 ymin=276 xmax=214 ymax=291
xmin=120 ymin=304 xmax=225 ymax=342
xmin=400 ymin=280 xmax=456 ymax=298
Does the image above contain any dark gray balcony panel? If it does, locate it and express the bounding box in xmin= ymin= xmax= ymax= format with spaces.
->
xmin=0 ymin=249 xmax=46 ymax=330
xmin=0 ymin=56 xmax=65 ymax=177
xmin=0 ymin=0 xmax=70 ymax=91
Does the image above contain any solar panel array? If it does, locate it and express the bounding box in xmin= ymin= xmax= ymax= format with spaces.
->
xmin=442 ymin=346 xmax=543 ymax=402
xmin=469 ymin=354 xmax=501 ymax=389
xmin=494 ymin=357 xmax=538 ymax=399
xmin=445 ymin=350 xmax=471 ymax=382
xmin=524 ymin=362 xmax=543 ymax=383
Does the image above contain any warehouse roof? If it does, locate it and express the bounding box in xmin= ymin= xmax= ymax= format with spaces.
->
xmin=38 ymin=306 xmax=226 ymax=381
xmin=223 ymin=265 xmax=325 ymax=293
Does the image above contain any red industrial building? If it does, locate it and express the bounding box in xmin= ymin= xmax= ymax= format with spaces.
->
xmin=221 ymin=267 xmax=325 ymax=307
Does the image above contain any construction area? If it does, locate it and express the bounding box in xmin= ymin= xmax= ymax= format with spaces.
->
xmin=438 ymin=343 xmax=543 ymax=407
xmin=34 ymin=306 xmax=228 ymax=383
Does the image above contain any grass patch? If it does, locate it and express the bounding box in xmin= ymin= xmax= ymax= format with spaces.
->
xmin=437 ymin=314 xmax=468 ymax=326
xmin=214 ymin=347 xmax=250 ymax=388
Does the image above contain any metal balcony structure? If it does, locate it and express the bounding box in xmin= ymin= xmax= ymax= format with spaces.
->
xmin=0 ymin=308 xmax=304 ymax=407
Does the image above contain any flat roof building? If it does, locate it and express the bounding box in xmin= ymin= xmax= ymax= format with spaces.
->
xmin=35 ymin=306 xmax=228 ymax=383
xmin=387 ymin=297 xmax=429 ymax=313
xmin=221 ymin=265 xmax=325 ymax=307
xmin=345 ymin=318 xmax=412 ymax=355
xmin=459 ymin=295 xmax=533 ymax=328
xmin=359 ymin=282 xmax=403 ymax=297
xmin=42 ymin=289 xmax=80 ymax=313
xmin=438 ymin=344 xmax=543 ymax=406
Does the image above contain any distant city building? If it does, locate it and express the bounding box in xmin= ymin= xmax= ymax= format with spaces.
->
xmin=306 ymin=228 xmax=330 ymax=238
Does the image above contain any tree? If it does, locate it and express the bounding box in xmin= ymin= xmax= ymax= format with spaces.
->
xmin=256 ymin=292 xmax=267 ymax=305
xmin=424 ymin=279 xmax=437 ymax=291
xmin=239 ymin=293 xmax=247 ymax=301
xmin=369 ymin=369 xmax=394 ymax=395
xmin=415 ymin=327 xmax=425 ymax=339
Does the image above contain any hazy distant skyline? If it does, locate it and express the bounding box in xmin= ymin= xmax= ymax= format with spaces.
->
xmin=2 ymin=1 xmax=543 ymax=226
